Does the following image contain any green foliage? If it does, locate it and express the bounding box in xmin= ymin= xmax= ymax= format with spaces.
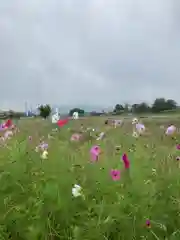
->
xmin=132 ymin=102 xmax=151 ymax=114
xmin=114 ymin=98 xmax=178 ymax=114
xmin=38 ymin=104 xmax=51 ymax=119
xmin=0 ymin=111 xmax=24 ymax=120
xmin=113 ymin=104 xmax=124 ymax=115
xmin=152 ymin=98 xmax=177 ymax=113
xmin=1 ymin=118 xmax=180 ymax=239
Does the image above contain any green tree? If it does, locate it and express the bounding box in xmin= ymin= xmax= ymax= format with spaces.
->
xmin=152 ymin=98 xmax=177 ymax=113
xmin=123 ymin=103 xmax=130 ymax=113
xmin=131 ymin=102 xmax=150 ymax=114
xmin=38 ymin=104 xmax=51 ymax=119
xmin=113 ymin=104 xmax=124 ymax=115
xmin=152 ymin=98 xmax=166 ymax=112
xmin=8 ymin=110 xmax=14 ymax=119
xmin=166 ymin=99 xmax=177 ymax=110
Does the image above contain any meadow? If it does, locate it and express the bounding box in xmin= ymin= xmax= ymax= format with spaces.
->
xmin=0 ymin=116 xmax=180 ymax=240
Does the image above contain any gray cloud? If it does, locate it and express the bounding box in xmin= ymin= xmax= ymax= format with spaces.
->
xmin=0 ymin=0 xmax=180 ymax=110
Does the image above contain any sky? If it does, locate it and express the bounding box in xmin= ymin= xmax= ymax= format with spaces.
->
xmin=0 ymin=0 xmax=180 ymax=111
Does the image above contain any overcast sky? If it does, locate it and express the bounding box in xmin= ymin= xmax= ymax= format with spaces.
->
xmin=0 ymin=0 xmax=180 ymax=111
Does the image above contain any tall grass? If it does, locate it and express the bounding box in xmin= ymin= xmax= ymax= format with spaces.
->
xmin=0 ymin=118 xmax=180 ymax=239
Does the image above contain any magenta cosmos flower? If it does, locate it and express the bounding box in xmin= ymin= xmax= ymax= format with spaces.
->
xmin=146 ymin=219 xmax=151 ymax=228
xmin=176 ymin=144 xmax=180 ymax=150
xmin=110 ymin=169 xmax=120 ymax=181
xmin=122 ymin=153 xmax=130 ymax=169
xmin=90 ymin=145 xmax=101 ymax=161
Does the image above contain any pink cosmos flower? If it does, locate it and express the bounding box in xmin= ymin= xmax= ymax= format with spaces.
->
xmin=176 ymin=144 xmax=180 ymax=150
xmin=70 ymin=133 xmax=81 ymax=141
xmin=166 ymin=125 xmax=176 ymax=135
xmin=4 ymin=130 xmax=13 ymax=140
xmin=10 ymin=124 xmax=16 ymax=130
xmin=146 ymin=219 xmax=151 ymax=228
xmin=122 ymin=153 xmax=130 ymax=169
xmin=90 ymin=145 xmax=101 ymax=161
xmin=110 ymin=169 xmax=120 ymax=181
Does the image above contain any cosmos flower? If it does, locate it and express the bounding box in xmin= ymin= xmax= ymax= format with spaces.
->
xmin=146 ymin=219 xmax=151 ymax=228
xmin=39 ymin=142 xmax=48 ymax=151
xmin=4 ymin=130 xmax=13 ymax=140
xmin=90 ymin=145 xmax=101 ymax=161
xmin=176 ymin=144 xmax=180 ymax=150
xmin=110 ymin=169 xmax=120 ymax=181
xmin=165 ymin=125 xmax=176 ymax=135
xmin=152 ymin=168 xmax=156 ymax=175
xmin=70 ymin=133 xmax=81 ymax=141
xmin=52 ymin=128 xmax=58 ymax=132
xmin=132 ymin=118 xmax=138 ymax=124
xmin=96 ymin=132 xmax=105 ymax=141
xmin=41 ymin=150 xmax=48 ymax=159
xmin=132 ymin=131 xmax=138 ymax=138
xmin=35 ymin=146 xmax=39 ymax=152
xmin=136 ymin=123 xmax=145 ymax=134
xmin=115 ymin=145 xmax=121 ymax=154
xmin=122 ymin=153 xmax=130 ymax=169
xmin=72 ymin=184 xmax=83 ymax=198
xmin=48 ymin=134 xmax=54 ymax=139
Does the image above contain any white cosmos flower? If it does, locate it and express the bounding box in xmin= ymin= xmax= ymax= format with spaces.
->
xmin=4 ymin=130 xmax=13 ymax=140
xmin=41 ymin=150 xmax=48 ymax=159
xmin=132 ymin=131 xmax=139 ymax=138
xmin=152 ymin=168 xmax=157 ymax=175
xmin=132 ymin=118 xmax=138 ymax=124
xmin=72 ymin=184 xmax=83 ymax=198
xmin=35 ymin=146 xmax=39 ymax=152
xmin=96 ymin=132 xmax=105 ymax=141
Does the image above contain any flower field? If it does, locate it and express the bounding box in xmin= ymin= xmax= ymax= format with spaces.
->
xmin=0 ymin=117 xmax=180 ymax=239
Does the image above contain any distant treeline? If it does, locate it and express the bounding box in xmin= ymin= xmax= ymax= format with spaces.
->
xmin=1 ymin=98 xmax=179 ymax=120
xmin=113 ymin=98 xmax=179 ymax=115
xmin=0 ymin=111 xmax=34 ymax=119
xmin=70 ymin=98 xmax=179 ymax=116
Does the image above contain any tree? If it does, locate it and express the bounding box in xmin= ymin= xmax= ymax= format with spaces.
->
xmin=131 ymin=104 xmax=139 ymax=113
xmin=132 ymin=102 xmax=150 ymax=114
xmin=124 ymin=103 xmax=130 ymax=113
xmin=152 ymin=98 xmax=166 ymax=113
xmin=152 ymin=98 xmax=177 ymax=113
xmin=38 ymin=104 xmax=51 ymax=119
xmin=113 ymin=104 xmax=124 ymax=115
xmin=166 ymin=99 xmax=177 ymax=110
xmin=8 ymin=110 xmax=14 ymax=119
xmin=69 ymin=108 xmax=85 ymax=116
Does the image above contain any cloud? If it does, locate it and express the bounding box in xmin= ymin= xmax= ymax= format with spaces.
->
xmin=0 ymin=0 xmax=180 ymax=110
